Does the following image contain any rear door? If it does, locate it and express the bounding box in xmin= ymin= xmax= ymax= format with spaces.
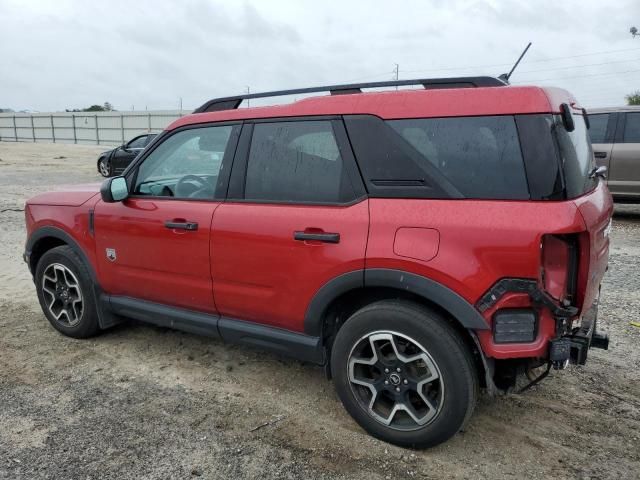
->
xmin=609 ymin=112 xmax=640 ymax=198
xmin=211 ymin=118 xmax=369 ymax=332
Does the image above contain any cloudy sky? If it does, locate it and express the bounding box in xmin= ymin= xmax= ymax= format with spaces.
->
xmin=2 ymin=0 xmax=640 ymax=112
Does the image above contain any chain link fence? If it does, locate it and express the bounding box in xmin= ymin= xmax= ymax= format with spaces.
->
xmin=0 ymin=111 xmax=187 ymax=146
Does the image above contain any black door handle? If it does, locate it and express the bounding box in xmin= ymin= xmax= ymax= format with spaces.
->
xmin=165 ymin=221 xmax=198 ymax=231
xmin=594 ymin=151 xmax=608 ymax=158
xmin=294 ymin=231 xmax=340 ymax=244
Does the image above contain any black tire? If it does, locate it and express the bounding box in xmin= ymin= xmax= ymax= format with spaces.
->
xmin=35 ymin=245 xmax=100 ymax=339
xmin=97 ymin=156 xmax=112 ymax=177
xmin=331 ymin=300 xmax=478 ymax=449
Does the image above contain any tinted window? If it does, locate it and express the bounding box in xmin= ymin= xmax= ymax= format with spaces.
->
xmin=623 ymin=112 xmax=640 ymax=143
xmin=244 ymin=121 xmax=355 ymax=203
xmin=387 ymin=116 xmax=529 ymax=199
xmin=553 ymin=114 xmax=596 ymax=198
xmin=134 ymin=125 xmax=234 ymax=199
xmin=127 ymin=135 xmax=149 ymax=149
xmin=587 ymin=114 xmax=610 ymax=144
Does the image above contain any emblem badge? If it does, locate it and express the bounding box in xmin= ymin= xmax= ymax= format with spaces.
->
xmin=106 ymin=248 xmax=117 ymax=262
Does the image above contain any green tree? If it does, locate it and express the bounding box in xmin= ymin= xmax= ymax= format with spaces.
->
xmin=84 ymin=104 xmax=106 ymax=112
xmin=625 ymin=91 xmax=640 ymax=105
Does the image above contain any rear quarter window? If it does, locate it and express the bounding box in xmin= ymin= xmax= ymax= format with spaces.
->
xmin=344 ymin=115 xmax=530 ymax=200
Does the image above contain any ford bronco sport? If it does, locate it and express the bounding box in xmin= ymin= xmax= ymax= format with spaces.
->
xmin=24 ymin=76 xmax=613 ymax=448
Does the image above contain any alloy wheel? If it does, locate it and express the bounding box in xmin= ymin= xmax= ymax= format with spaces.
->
xmin=41 ymin=263 xmax=84 ymax=327
xmin=347 ymin=330 xmax=444 ymax=431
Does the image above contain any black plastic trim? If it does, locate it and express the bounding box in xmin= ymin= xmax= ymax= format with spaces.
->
xmin=304 ymin=270 xmax=365 ymax=336
xmin=108 ymin=296 xmax=221 ymax=338
xmin=303 ymin=269 xmax=489 ymax=337
xmin=103 ymin=295 xmax=325 ymax=364
xmin=365 ymin=269 xmax=489 ymax=330
xmin=476 ymin=277 xmax=579 ymax=318
xmin=194 ymin=76 xmax=506 ymax=113
xmin=218 ymin=317 xmax=325 ymax=364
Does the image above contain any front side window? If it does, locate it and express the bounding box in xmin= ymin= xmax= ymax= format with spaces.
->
xmin=134 ymin=125 xmax=234 ymax=199
xmin=244 ymin=121 xmax=355 ymax=203
xmin=587 ymin=113 xmax=610 ymax=144
xmin=623 ymin=112 xmax=640 ymax=143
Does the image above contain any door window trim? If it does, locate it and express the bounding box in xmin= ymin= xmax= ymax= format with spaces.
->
xmin=226 ymin=116 xmax=367 ymax=206
xmin=125 ymin=121 xmax=242 ymax=202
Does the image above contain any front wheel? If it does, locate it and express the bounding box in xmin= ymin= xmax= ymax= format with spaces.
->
xmin=97 ymin=156 xmax=112 ymax=177
xmin=331 ymin=300 xmax=478 ymax=448
xmin=35 ymin=245 xmax=100 ymax=338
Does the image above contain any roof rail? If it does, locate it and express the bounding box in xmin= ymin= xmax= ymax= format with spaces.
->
xmin=193 ymin=76 xmax=507 ymax=113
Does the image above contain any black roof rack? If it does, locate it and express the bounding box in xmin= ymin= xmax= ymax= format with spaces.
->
xmin=193 ymin=76 xmax=507 ymax=113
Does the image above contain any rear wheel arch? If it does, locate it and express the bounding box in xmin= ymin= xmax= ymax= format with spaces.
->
xmin=305 ymin=269 xmax=489 ymax=338
xmin=305 ymin=269 xmax=489 ymax=384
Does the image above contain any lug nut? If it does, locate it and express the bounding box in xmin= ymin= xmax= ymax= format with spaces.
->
xmin=395 ymin=387 xmax=400 ymax=392
xmin=384 ymin=380 xmax=389 ymax=385
xmin=384 ymin=368 xmax=389 ymax=373
xmin=403 ymin=379 xmax=408 ymax=384
xmin=396 ymin=368 xmax=401 ymax=373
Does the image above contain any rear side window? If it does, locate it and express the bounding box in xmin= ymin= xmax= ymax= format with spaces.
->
xmin=587 ymin=114 xmax=610 ymax=144
xmin=344 ymin=115 xmax=529 ymax=200
xmin=244 ymin=121 xmax=355 ymax=203
xmin=623 ymin=112 xmax=640 ymax=143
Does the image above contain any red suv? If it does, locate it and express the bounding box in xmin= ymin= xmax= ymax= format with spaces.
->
xmin=24 ymin=77 xmax=613 ymax=448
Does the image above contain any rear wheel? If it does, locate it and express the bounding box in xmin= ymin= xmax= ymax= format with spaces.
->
xmin=35 ymin=245 xmax=100 ymax=338
xmin=331 ymin=300 xmax=478 ymax=448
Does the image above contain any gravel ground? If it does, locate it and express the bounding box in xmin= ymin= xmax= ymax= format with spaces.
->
xmin=1 ymin=142 xmax=639 ymax=479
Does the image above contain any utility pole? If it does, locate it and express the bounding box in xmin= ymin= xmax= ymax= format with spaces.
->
xmin=179 ymin=97 xmax=183 ymax=111
xmin=246 ymin=86 xmax=250 ymax=107
xmin=393 ymin=64 xmax=399 ymax=90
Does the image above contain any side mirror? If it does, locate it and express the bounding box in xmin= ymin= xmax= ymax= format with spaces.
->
xmin=100 ymin=176 xmax=129 ymax=203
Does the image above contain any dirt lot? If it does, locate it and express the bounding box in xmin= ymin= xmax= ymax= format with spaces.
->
xmin=1 ymin=142 xmax=639 ymax=479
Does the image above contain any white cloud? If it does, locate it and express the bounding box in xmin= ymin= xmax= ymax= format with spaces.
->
xmin=1 ymin=0 xmax=639 ymax=111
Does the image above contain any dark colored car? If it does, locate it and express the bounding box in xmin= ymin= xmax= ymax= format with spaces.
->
xmin=97 ymin=133 xmax=157 ymax=177
xmin=25 ymin=77 xmax=612 ymax=448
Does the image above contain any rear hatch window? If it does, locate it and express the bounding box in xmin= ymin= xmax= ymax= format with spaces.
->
xmin=552 ymin=113 xmax=597 ymax=198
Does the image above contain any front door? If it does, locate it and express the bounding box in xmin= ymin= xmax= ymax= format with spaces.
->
xmin=211 ymin=119 xmax=369 ymax=332
xmin=94 ymin=123 xmax=241 ymax=313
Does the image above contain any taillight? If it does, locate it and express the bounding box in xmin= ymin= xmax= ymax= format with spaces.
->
xmin=541 ymin=234 xmax=578 ymax=303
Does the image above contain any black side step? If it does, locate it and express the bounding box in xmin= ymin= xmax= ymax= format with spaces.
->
xmin=103 ymin=295 xmax=325 ymax=364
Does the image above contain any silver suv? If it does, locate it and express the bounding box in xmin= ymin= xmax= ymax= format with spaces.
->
xmin=589 ymin=106 xmax=640 ymax=202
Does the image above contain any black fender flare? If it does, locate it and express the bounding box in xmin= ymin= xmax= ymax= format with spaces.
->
xmin=26 ymin=226 xmax=97 ymax=281
xmin=304 ymin=268 xmax=489 ymax=337
xmin=25 ymin=226 xmax=117 ymax=329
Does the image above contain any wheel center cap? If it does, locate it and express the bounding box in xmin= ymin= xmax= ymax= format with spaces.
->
xmin=389 ymin=373 xmax=401 ymax=386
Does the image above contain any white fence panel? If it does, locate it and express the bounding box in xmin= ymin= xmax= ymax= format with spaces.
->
xmin=0 ymin=111 xmax=187 ymax=146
